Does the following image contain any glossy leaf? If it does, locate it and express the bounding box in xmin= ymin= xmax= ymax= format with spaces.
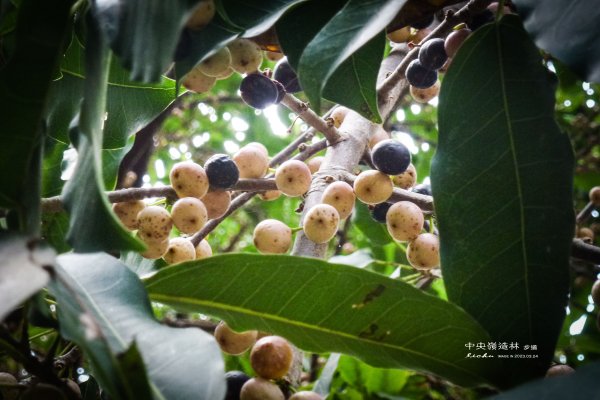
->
xmin=337 ymin=355 xmax=410 ymax=395
xmin=297 ymin=0 xmax=406 ymax=117
xmin=51 ymin=252 xmax=226 ymax=400
xmin=432 ymin=16 xmax=574 ymax=387
xmin=144 ymin=254 xmax=500 ymax=387
xmin=514 ymin=0 xmax=600 ymax=83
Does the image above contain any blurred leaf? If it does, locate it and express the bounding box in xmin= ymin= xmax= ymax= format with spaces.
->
xmin=514 ymin=0 xmax=600 ymax=83
xmin=42 ymin=138 xmax=69 ymax=197
xmin=432 ymin=16 xmax=574 ymax=387
xmin=314 ymin=353 xmax=341 ymax=397
xmin=337 ymin=355 xmax=410 ymax=395
xmin=352 ymin=202 xmax=392 ymax=246
xmin=144 ymin=254 xmax=500 ymax=387
xmin=41 ymin=211 xmax=71 ymax=253
xmin=329 ymin=249 xmax=373 ymax=269
xmin=51 ymin=252 xmax=226 ymax=400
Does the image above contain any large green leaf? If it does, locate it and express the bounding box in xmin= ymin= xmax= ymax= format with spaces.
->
xmin=51 ymin=253 xmax=226 ymax=400
xmin=514 ymin=0 xmax=600 ymax=83
xmin=337 ymin=355 xmax=410 ymax=395
xmin=297 ymin=0 xmax=406 ymax=118
xmin=60 ymin=15 xmax=143 ymax=252
xmin=144 ymin=254 xmax=501 ymax=387
xmin=432 ymin=15 xmax=574 ymax=387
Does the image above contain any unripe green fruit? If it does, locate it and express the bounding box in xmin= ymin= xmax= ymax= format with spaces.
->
xmin=215 ymin=321 xmax=258 ymax=355
xmin=199 ymin=47 xmax=232 ymax=77
xmin=306 ymin=156 xmax=324 ymax=174
xmin=275 ymin=160 xmax=312 ymax=197
xmin=545 ymin=364 xmax=575 ymax=377
xmin=113 ymin=200 xmax=145 ymax=230
xmin=171 ymin=197 xmax=208 ymax=234
xmin=331 ymin=106 xmax=349 ymax=128
xmin=406 ymin=233 xmax=440 ymax=270
xmin=259 ymin=190 xmax=281 ymax=201
xmin=186 ymin=0 xmax=216 ymax=29
xmin=590 ymin=186 xmax=600 ymax=206
xmin=303 ymin=204 xmax=340 ymax=244
xmin=410 ymin=80 xmax=440 ymax=103
xmin=392 ymin=163 xmax=417 ymax=189
xmin=139 ymin=235 xmax=169 ymax=259
xmin=290 ymin=391 xmax=323 ymax=400
xmin=195 ymin=239 xmax=213 ymax=259
xmin=170 ymin=161 xmax=210 ymax=199
xmin=137 ymin=206 xmax=173 ymax=243
xmin=163 ymin=237 xmax=196 ymax=264
xmin=250 ymin=335 xmax=294 ymax=380
xmin=0 ymin=372 xmax=18 ymax=400
xmin=240 ymin=378 xmax=284 ymax=400
xmin=228 ymin=39 xmax=263 ymax=74
xmin=253 ymin=219 xmax=292 ymax=254
xmin=182 ymin=67 xmax=217 ymax=93
xmin=353 ymin=170 xmax=393 ymax=205
xmin=321 ymin=181 xmax=355 ymax=219
xmin=386 ymin=201 xmax=424 ymax=242
xmin=202 ymin=190 xmax=231 ymax=219
xmin=592 ymin=280 xmax=600 ymax=306
xmin=233 ymin=146 xmax=269 ymax=179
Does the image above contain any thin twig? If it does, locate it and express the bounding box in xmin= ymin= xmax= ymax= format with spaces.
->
xmin=571 ymin=239 xmax=600 ymax=264
xmin=280 ymin=94 xmax=342 ymax=144
xmin=576 ymin=202 xmax=595 ymax=225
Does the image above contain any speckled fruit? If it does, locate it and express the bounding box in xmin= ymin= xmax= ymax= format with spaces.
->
xmin=578 ymin=227 xmax=594 ymax=241
xmin=233 ymin=146 xmax=269 ymax=179
xmin=290 ymin=391 xmax=323 ymax=400
xmin=589 ymin=186 xmax=600 ymax=205
xmin=372 ymin=139 xmax=411 ymax=175
xmin=205 ymin=154 xmax=239 ymax=189
xmin=418 ymin=38 xmax=447 ymax=71
xmin=406 ymin=59 xmax=437 ymax=89
xmin=253 ymin=219 xmax=292 ymax=254
xmin=246 ymin=142 xmax=269 ymax=156
xmin=392 ymin=163 xmax=417 ymax=189
xmin=331 ymin=106 xmax=349 ymax=128
xmin=370 ymin=202 xmax=392 ymax=223
xmin=444 ymin=28 xmax=471 ymax=58
xmin=353 ymin=170 xmax=393 ymax=205
xmin=186 ymin=0 xmax=215 ymax=29
xmin=170 ymin=161 xmax=209 ymax=198
xmin=303 ymin=204 xmax=340 ymax=244
xmin=306 ymin=156 xmax=324 ymax=174
xmin=259 ymin=190 xmax=281 ymax=201
xmin=240 ymin=73 xmax=279 ymax=109
xmin=240 ymin=378 xmax=284 ymax=400
xmin=163 ymin=237 xmax=196 ymax=264
xmin=199 ymin=47 xmax=232 ymax=77
xmin=275 ymin=160 xmax=312 ymax=197
xmin=202 ymin=190 xmax=231 ymax=219
xmin=250 ymin=335 xmax=294 ymax=380
xmin=182 ymin=67 xmax=217 ymax=93
xmin=139 ymin=236 xmax=169 ymax=259
xmin=387 ymin=26 xmax=411 ymax=43
xmin=410 ymin=80 xmax=440 ymax=103
xmin=545 ymin=364 xmax=575 ymax=377
xmin=386 ymin=201 xmax=424 ymax=242
xmin=228 ymin=39 xmax=263 ymax=73
xmin=225 ymin=370 xmax=251 ymax=400
xmin=137 ymin=206 xmax=173 ymax=243
xmin=265 ymin=51 xmax=284 ymax=62
xmin=113 ymin=200 xmax=145 ymax=230
xmin=215 ymin=321 xmax=258 ymax=355
xmin=592 ymin=280 xmax=600 ymax=306
xmin=171 ymin=197 xmax=207 ymax=234
xmin=406 ymin=233 xmax=440 ymax=270
xmin=322 ymin=181 xmax=355 ymax=219
xmin=273 ymin=58 xmax=301 ymax=93
xmin=195 ymin=239 xmax=213 ymax=259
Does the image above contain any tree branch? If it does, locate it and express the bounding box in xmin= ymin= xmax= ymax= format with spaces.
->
xmin=571 ymin=239 xmax=600 ymax=264
xmin=280 ymin=94 xmax=342 ymax=145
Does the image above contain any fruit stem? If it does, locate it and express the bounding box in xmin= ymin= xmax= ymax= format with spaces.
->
xmin=290 ymin=226 xmax=303 ymax=234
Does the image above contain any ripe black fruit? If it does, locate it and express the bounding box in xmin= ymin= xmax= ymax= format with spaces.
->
xmin=205 ymin=154 xmax=240 ymax=189
xmin=240 ymin=73 xmax=279 ymax=109
xmin=410 ymin=14 xmax=434 ymax=29
xmin=370 ymin=202 xmax=392 ymax=223
xmin=371 ymin=139 xmax=411 ymax=175
xmin=273 ymin=58 xmax=302 ymax=93
xmin=405 ymin=59 xmax=437 ymax=89
xmin=418 ymin=38 xmax=447 ymax=71
xmin=225 ymin=371 xmax=251 ymax=400
xmin=412 ymin=183 xmax=432 ymax=196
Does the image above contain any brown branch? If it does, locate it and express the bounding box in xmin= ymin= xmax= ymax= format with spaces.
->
xmin=280 ymin=94 xmax=342 ymax=144
xmin=576 ymin=202 xmax=595 ymax=225
xmin=162 ymin=317 xmax=217 ymax=334
xmin=571 ymin=239 xmax=600 ymax=264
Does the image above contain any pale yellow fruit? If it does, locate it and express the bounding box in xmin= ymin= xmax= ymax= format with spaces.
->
xmin=590 ymin=186 xmax=600 ymax=206
xmin=137 ymin=206 xmax=173 ymax=243
xmin=170 ymin=161 xmax=209 ymax=199
xmin=306 ymin=156 xmax=324 ymax=174
xmin=139 ymin=235 xmax=169 ymax=259
xmin=368 ymin=126 xmax=391 ymax=149
xmin=214 ymin=321 xmax=257 ymax=355
xmin=331 ymin=106 xmax=349 ymax=128
xmin=185 ymin=0 xmax=216 ymax=29
xmin=195 ymin=239 xmax=213 ymax=259
xmin=410 ymin=80 xmax=440 ymax=103
xmin=215 ymin=67 xmax=234 ymax=80
xmin=303 ymin=204 xmax=340 ymax=244
xmin=202 ymin=190 xmax=231 ymax=219
xmin=578 ymin=227 xmax=594 ymax=241
xmin=387 ymin=26 xmax=411 ymax=43
xmin=353 ymin=170 xmax=393 ymax=204
xmin=253 ymin=219 xmax=292 ymax=254
xmin=240 ymin=378 xmax=284 ymax=400
xmin=250 ymin=335 xmax=294 ymax=380
xmin=233 ymin=146 xmax=269 ymax=179
xmin=182 ymin=67 xmax=216 ymax=93
xmin=275 ymin=160 xmax=312 ymax=197
xmin=163 ymin=237 xmax=196 ymax=264
xmin=386 ymin=201 xmax=424 ymax=242
xmin=199 ymin=47 xmax=232 ymax=77
xmin=245 ymin=142 xmax=269 ymax=156
xmin=392 ymin=163 xmax=417 ymax=189
xmin=228 ymin=39 xmax=263 ymax=73
xmin=321 ymin=181 xmax=355 ymax=219
xmin=265 ymin=51 xmax=284 ymax=62
xmin=259 ymin=190 xmax=281 ymax=201
xmin=406 ymin=233 xmax=440 ymax=270
xmin=171 ymin=197 xmax=208 ymax=234
xmin=290 ymin=392 xmax=323 ymax=400
xmin=112 ymin=200 xmax=145 ymax=230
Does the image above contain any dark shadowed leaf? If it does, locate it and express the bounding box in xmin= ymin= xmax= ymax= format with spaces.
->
xmin=432 ymin=15 xmax=574 ymax=387
xmin=144 ymin=254 xmax=500 ymax=387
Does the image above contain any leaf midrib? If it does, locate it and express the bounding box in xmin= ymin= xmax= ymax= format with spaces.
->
xmin=61 ymin=68 xmax=173 ymax=91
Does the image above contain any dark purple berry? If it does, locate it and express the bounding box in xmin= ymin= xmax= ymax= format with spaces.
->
xmin=240 ymin=73 xmax=279 ymax=109
xmin=410 ymin=14 xmax=434 ymax=29
xmin=273 ymin=80 xmax=286 ymax=104
xmin=371 ymin=139 xmax=411 ymax=175
xmin=468 ymin=9 xmax=494 ymax=31
xmin=370 ymin=203 xmax=392 ymax=223
xmin=418 ymin=38 xmax=447 ymax=71
xmin=412 ymin=183 xmax=432 ymax=196
xmin=225 ymin=371 xmax=250 ymax=400
xmin=273 ymin=58 xmax=302 ymax=93
xmin=204 ymin=154 xmax=239 ymax=189
xmin=406 ymin=59 xmax=437 ymax=89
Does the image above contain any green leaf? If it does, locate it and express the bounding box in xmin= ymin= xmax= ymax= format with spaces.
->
xmin=352 ymin=202 xmax=392 ymax=246
xmin=51 ymin=252 xmax=226 ymax=400
xmin=337 ymin=355 xmax=410 ymax=395
xmin=144 ymin=254 xmax=501 ymax=387
xmin=0 ymin=0 xmax=73 ymax=210
xmin=432 ymin=15 xmax=574 ymax=387
xmin=513 ymin=0 xmax=600 ymax=83
xmin=297 ymin=0 xmax=406 ymax=118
